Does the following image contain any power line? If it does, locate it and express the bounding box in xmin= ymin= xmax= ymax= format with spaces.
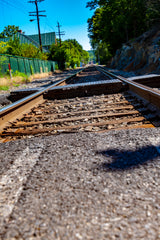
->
xmin=0 ymin=0 xmax=27 ymax=15
xmin=45 ymin=18 xmax=55 ymax=32
xmin=11 ymin=0 xmax=28 ymax=11
xmin=28 ymin=0 xmax=46 ymax=52
xmin=56 ymin=22 xmax=65 ymax=46
xmin=0 ymin=0 xmax=55 ymax=40
xmin=0 ymin=1 xmax=6 ymax=29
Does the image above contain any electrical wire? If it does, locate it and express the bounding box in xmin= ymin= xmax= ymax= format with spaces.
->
xmin=0 ymin=0 xmax=28 ymax=15
xmin=14 ymin=0 xmax=28 ymax=9
xmin=0 ymin=2 xmax=6 ymax=31
xmin=45 ymin=18 xmax=55 ymax=31
xmin=0 ymin=0 xmax=56 ymax=35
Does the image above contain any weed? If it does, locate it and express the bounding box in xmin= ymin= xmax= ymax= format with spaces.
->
xmin=0 ymin=71 xmax=51 ymax=91
xmin=0 ymin=86 xmax=9 ymax=91
xmin=6 ymin=69 xmax=13 ymax=76
xmin=55 ymin=64 xmax=59 ymax=70
xmin=30 ymin=65 xmax=34 ymax=75
xmin=12 ymin=71 xmax=29 ymax=83
xmin=13 ymin=83 xmax=20 ymax=87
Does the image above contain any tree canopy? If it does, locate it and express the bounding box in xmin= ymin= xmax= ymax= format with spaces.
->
xmin=87 ymin=0 xmax=160 ymax=64
xmin=0 ymin=37 xmax=47 ymax=60
xmin=49 ymin=39 xmax=89 ymax=69
xmin=0 ymin=25 xmax=20 ymax=38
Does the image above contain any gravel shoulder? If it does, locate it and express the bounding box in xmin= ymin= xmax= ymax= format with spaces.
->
xmin=0 ymin=69 xmax=83 ymax=109
xmin=0 ymin=128 xmax=160 ymax=239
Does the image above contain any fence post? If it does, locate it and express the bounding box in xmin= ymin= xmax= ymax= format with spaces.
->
xmin=23 ymin=57 xmax=27 ymax=75
xmin=17 ymin=57 xmax=19 ymax=72
xmin=8 ymin=63 xmax=12 ymax=79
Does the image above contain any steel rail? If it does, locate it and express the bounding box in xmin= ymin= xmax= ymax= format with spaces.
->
xmin=97 ymin=66 xmax=160 ymax=110
xmin=0 ymin=68 xmax=84 ymax=131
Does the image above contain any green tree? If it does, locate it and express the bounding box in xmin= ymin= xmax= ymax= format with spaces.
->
xmin=0 ymin=42 xmax=8 ymax=54
xmin=145 ymin=0 xmax=160 ymax=25
xmin=88 ymin=50 xmax=96 ymax=63
xmin=49 ymin=43 xmax=67 ymax=69
xmin=63 ymin=39 xmax=89 ymax=66
xmin=0 ymin=25 xmax=19 ymax=38
xmin=81 ymin=50 xmax=89 ymax=64
xmin=49 ymin=39 xmax=89 ymax=69
xmin=0 ymin=56 xmax=7 ymax=74
xmin=4 ymin=38 xmax=47 ymax=60
xmin=86 ymin=0 xmax=160 ymax=64
xmin=7 ymin=37 xmax=22 ymax=56
xmin=0 ymin=42 xmax=8 ymax=73
xmin=20 ymin=43 xmax=48 ymax=60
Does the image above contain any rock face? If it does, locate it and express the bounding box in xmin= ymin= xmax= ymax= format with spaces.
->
xmin=111 ymin=26 xmax=160 ymax=74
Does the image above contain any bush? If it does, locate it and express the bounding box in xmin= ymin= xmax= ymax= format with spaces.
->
xmin=30 ymin=65 xmax=34 ymax=75
xmin=49 ymin=39 xmax=89 ymax=70
xmin=0 ymin=86 xmax=9 ymax=91
xmin=12 ymin=70 xmax=29 ymax=82
xmin=55 ymin=64 xmax=59 ymax=70
xmin=0 ymin=56 xmax=7 ymax=73
xmin=5 ymin=38 xmax=48 ymax=60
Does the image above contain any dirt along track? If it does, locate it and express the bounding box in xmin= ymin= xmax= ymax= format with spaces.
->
xmin=0 ymin=68 xmax=85 ymax=110
xmin=0 ymin=65 xmax=160 ymax=239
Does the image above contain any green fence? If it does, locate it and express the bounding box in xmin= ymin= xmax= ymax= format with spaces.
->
xmin=0 ymin=54 xmax=55 ymax=75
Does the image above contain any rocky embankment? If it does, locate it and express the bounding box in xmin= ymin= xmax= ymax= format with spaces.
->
xmin=111 ymin=26 xmax=160 ymax=75
xmin=0 ymin=94 xmax=11 ymax=109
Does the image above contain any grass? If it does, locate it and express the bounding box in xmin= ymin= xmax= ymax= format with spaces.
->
xmin=29 ymin=72 xmax=52 ymax=81
xmin=0 ymin=85 xmax=9 ymax=91
xmin=13 ymin=83 xmax=20 ymax=87
xmin=0 ymin=71 xmax=52 ymax=91
xmin=0 ymin=76 xmax=28 ymax=91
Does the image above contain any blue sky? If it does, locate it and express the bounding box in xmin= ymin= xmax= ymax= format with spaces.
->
xmin=0 ymin=0 xmax=93 ymax=50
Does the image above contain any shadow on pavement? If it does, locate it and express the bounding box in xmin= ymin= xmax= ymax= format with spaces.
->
xmin=96 ymin=145 xmax=160 ymax=171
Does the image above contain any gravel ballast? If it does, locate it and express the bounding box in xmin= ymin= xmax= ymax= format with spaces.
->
xmin=0 ymin=69 xmax=82 ymax=109
xmin=0 ymin=128 xmax=160 ymax=239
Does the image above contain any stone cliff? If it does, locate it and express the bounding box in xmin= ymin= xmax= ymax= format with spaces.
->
xmin=111 ymin=26 xmax=160 ymax=75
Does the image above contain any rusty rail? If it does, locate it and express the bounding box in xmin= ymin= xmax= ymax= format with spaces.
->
xmin=0 ymin=68 xmax=84 ymax=132
xmin=1 ymin=65 xmax=159 ymax=135
xmin=1 ymin=65 xmax=160 ymax=142
xmin=97 ymin=66 xmax=160 ymax=110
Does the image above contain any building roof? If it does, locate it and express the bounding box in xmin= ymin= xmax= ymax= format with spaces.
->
xmin=0 ymin=31 xmax=56 ymax=52
xmin=27 ymin=32 xmax=56 ymax=47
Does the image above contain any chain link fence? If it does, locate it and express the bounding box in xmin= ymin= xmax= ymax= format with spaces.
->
xmin=0 ymin=54 xmax=55 ymax=75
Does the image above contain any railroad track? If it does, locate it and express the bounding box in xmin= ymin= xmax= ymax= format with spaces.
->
xmin=0 ymin=66 xmax=160 ymax=143
xmin=97 ymin=66 xmax=160 ymax=108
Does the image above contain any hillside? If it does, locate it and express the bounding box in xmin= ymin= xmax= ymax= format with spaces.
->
xmin=110 ymin=26 xmax=160 ymax=75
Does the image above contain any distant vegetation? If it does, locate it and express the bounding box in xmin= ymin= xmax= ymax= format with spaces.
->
xmin=88 ymin=50 xmax=96 ymax=63
xmin=0 ymin=26 xmax=90 ymax=90
xmin=0 ymin=38 xmax=47 ymax=60
xmin=87 ymin=0 xmax=160 ymax=64
xmin=0 ymin=25 xmax=47 ymax=61
xmin=48 ymin=39 xmax=89 ymax=69
xmin=0 ymin=25 xmax=89 ymax=70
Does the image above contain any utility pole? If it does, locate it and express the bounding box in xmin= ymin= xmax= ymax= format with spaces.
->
xmin=56 ymin=22 xmax=65 ymax=46
xmin=28 ymin=0 xmax=46 ymax=52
